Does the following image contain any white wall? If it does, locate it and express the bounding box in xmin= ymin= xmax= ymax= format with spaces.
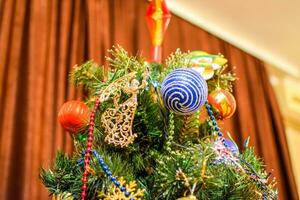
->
xmin=267 ymin=64 xmax=300 ymax=194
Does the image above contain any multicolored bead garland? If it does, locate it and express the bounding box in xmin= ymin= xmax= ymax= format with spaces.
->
xmin=80 ymin=97 xmax=100 ymax=200
xmin=78 ymin=150 xmax=135 ymax=200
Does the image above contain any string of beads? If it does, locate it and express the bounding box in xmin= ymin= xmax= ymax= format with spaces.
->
xmin=81 ymin=97 xmax=100 ymax=200
xmin=79 ymin=150 xmax=135 ymax=200
xmin=205 ymin=101 xmax=228 ymax=147
xmin=80 ymin=96 xmax=135 ymax=200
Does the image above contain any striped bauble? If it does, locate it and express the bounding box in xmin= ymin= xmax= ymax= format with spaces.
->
xmin=160 ymin=68 xmax=208 ymax=115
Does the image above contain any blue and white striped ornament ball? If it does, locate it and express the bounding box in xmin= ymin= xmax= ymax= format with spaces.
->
xmin=160 ymin=68 xmax=208 ymax=115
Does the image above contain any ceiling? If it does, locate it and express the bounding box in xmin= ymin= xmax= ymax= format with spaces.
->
xmin=167 ymin=0 xmax=300 ymax=77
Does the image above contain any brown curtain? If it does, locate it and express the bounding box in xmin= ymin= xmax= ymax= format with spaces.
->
xmin=0 ymin=0 xmax=298 ymax=199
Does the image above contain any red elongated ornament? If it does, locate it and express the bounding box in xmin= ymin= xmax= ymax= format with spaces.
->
xmin=146 ymin=0 xmax=171 ymax=63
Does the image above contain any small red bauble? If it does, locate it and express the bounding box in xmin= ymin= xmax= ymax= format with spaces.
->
xmin=58 ymin=100 xmax=90 ymax=133
xmin=207 ymin=89 xmax=236 ymax=120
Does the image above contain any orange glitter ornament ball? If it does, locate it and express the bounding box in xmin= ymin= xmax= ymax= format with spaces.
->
xmin=207 ymin=89 xmax=236 ymax=120
xmin=58 ymin=100 xmax=90 ymax=133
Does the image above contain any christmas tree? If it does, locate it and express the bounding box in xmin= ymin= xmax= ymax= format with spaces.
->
xmin=40 ymin=1 xmax=278 ymax=200
xmin=40 ymin=46 xmax=277 ymax=200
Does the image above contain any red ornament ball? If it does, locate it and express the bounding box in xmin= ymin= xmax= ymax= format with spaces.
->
xmin=58 ymin=100 xmax=90 ymax=133
xmin=207 ymin=89 xmax=236 ymax=120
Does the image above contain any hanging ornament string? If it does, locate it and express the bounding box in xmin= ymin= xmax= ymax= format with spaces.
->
xmin=78 ymin=149 xmax=136 ymax=200
xmin=80 ymin=97 xmax=100 ymax=200
xmin=146 ymin=0 xmax=171 ymax=63
xmin=205 ymin=101 xmax=227 ymax=144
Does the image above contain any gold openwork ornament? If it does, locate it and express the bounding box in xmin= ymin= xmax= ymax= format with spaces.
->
xmin=100 ymin=71 xmax=148 ymax=148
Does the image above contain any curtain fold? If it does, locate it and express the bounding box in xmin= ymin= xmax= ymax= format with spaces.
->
xmin=0 ymin=0 xmax=298 ymax=199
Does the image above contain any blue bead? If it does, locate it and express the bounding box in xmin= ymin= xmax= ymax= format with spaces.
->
xmin=215 ymin=127 xmax=220 ymax=131
xmin=208 ymin=109 xmax=213 ymax=115
xmin=212 ymin=121 xmax=217 ymax=126
xmin=151 ymin=80 xmax=160 ymax=88
xmin=107 ymin=171 xmax=112 ymax=176
xmin=99 ymin=159 xmax=104 ymax=165
xmin=218 ymin=131 xmax=223 ymax=136
xmin=103 ymin=165 xmax=108 ymax=170
xmin=77 ymin=160 xmax=84 ymax=166
xmin=115 ymin=181 xmax=121 ymax=187
xmin=120 ymin=187 xmax=126 ymax=192
xmin=125 ymin=192 xmax=130 ymax=197
xmin=111 ymin=176 xmax=116 ymax=181
xmin=130 ymin=198 xmax=134 ymax=200
xmin=210 ymin=116 xmax=215 ymax=120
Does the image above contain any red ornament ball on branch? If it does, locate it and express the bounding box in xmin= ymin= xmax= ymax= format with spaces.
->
xmin=207 ymin=89 xmax=236 ymax=120
xmin=58 ymin=100 xmax=90 ymax=133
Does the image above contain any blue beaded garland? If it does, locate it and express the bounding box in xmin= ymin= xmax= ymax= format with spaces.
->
xmin=115 ymin=181 xmax=121 ymax=187
xmin=205 ymin=101 xmax=224 ymax=139
xmin=206 ymin=101 xmax=239 ymax=153
xmin=125 ymin=191 xmax=130 ymax=197
xmin=160 ymin=68 xmax=208 ymax=115
xmin=79 ymin=150 xmax=134 ymax=200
